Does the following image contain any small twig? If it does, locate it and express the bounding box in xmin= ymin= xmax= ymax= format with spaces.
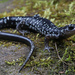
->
xmin=55 ymin=42 xmax=74 ymax=66
xmin=55 ymin=42 xmax=68 ymax=65
xmin=55 ymin=42 xmax=61 ymax=60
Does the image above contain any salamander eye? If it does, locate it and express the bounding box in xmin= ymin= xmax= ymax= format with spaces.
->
xmin=69 ymin=26 xmax=74 ymax=30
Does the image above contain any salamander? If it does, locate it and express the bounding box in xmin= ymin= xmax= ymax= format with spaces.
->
xmin=0 ymin=14 xmax=75 ymax=72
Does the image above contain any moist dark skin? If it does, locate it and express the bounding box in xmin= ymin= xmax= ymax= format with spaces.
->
xmin=0 ymin=32 xmax=34 ymax=72
xmin=0 ymin=14 xmax=75 ymax=72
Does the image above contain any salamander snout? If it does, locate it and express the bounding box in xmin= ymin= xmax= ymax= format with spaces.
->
xmin=62 ymin=24 xmax=75 ymax=38
xmin=68 ymin=24 xmax=75 ymax=31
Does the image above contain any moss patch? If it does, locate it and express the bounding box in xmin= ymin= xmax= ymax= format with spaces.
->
xmin=0 ymin=0 xmax=9 ymax=3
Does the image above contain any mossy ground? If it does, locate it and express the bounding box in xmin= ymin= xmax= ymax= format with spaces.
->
xmin=0 ymin=0 xmax=75 ymax=75
xmin=0 ymin=0 xmax=9 ymax=3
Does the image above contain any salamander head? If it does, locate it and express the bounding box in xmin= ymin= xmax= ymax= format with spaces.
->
xmin=60 ymin=24 xmax=75 ymax=38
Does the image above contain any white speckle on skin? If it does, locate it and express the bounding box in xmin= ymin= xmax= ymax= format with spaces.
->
xmin=33 ymin=23 xmax=35 ymax=26
xmin=30 ymin=19 xmax=35 ymax=25
xmin=16 ymin=19 xmax=18 ymax=21
xmin=30 ymin=21 xmax=32 ymax=24
xmin=26 ymin=18 xmax=30 ymax=21
xmin=44 ymin=22 xmax=46 ymax=24
xmin=7 ymin=17 xmax=9 ymax=20
xmin=49 ymin=28 xmax=51 ymax=30
xmin=0 ymin=20 xmax=3 ymax=22
xmin=51 ymin=23 xmax=54 ymax=25
xmin=61 ymin=29 xmax=64 ymax=33
xmin=32 ymin=27 xmax=34 ymax=29
xmin=18 ymin=17 xmax=21 ymax=20
xmin=29 ymin=25 xmax=32 ymax=28
xmin=52 ymin=32 xmax=54 ymax=34
xmin=47 ymin=31 xmax=49 ymax=34
xmin=44 ymin=31 xmax=46 ymax=35
xmin=36 ymin=18 xmax=38 ymax=19
xmin=4 ymin=19 xmax=7 ymax=24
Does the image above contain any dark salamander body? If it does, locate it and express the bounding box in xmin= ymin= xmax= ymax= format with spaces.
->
xmin=0 ymin=14 xmax=75 ymax=72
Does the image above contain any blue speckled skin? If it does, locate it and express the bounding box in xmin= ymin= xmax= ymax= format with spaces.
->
xmin=0 ymin=14 xmax=75 ymax=71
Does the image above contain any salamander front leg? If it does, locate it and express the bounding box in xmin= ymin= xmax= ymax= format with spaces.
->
xmin=43 ymin=35 xmax=54 ymax=52
xmin=16 ymin=20 xmax=30 ymax=36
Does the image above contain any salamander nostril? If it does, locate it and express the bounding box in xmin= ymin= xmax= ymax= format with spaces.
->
xmin=69 ymin=27 xmax=74 ymax=30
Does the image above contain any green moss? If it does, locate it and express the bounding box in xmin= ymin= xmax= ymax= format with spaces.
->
xmin=0 ymin=0 xmax=8 ymax=3
xmin=5 ymin=60 xmax=16 ymax=65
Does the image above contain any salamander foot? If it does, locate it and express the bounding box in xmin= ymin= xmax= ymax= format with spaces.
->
xmin=43 ymin=46 xmax=54 ymax=52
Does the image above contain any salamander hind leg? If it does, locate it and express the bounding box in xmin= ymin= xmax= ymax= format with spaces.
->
xmin=43 ymin=35 xmax=54 ymax=52
xmin=16 ymin=20 xmax=30 ymax=36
